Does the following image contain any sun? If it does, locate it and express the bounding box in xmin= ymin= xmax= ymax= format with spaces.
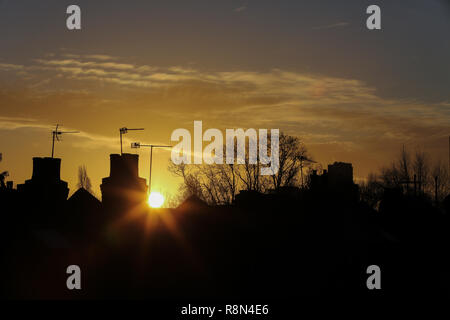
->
xmin=148 ymin=192 xmax=165 ymax=208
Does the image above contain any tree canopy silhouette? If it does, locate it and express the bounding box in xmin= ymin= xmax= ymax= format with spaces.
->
xmin=169 ymin=133 xmax=312 ymax=205
xmin=77 ymin=165 xmax=92 ymax=194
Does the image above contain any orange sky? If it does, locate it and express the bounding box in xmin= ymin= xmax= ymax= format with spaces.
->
xmin=0 ymin=1 xmax=449 ymax=198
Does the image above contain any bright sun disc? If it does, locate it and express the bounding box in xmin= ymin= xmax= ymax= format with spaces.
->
xmin=148 ymin=192 xmax=164 ymax=208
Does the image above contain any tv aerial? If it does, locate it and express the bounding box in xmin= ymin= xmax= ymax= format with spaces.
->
xmin=119 ymin=127 xmax=144 ymax=154
xmin=51 ymin=124 xmax=79 ymax=158
xmin=131 ymin=142 xmax=172 ymax=194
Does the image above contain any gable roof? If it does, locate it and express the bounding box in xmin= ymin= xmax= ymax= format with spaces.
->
xmin=68 ymin=188 xmax=101 ymax=207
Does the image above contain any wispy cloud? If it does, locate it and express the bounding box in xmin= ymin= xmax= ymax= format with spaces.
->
xmin=1 ymin=52 xmax=449 ymax=160
xmin=0 ymin=117 xmax=119 ymax=150
xmin=35 ymin=59 xmax=135 ymax=71
xmin=234 ymin=5 xmax=247 ymax=13
xmin=0 ymin=63 xmax=25 ymax=71
xmin=84 ymin=54 xmax=117 ymax=61
xmin=312 ymin=22 xmax=349 ymax=30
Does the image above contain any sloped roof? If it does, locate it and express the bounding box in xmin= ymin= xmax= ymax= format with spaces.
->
xmin=68 ymin=187 xmax=101 ymax=207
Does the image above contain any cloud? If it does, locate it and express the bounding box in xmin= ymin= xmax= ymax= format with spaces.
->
xmin=234 ymin=6 xmax=247 ymax=13
xmin=0 ymin=117 xmax=120 ymax=150
xmin=61 ymin=53 xmax=80 ymax=59
xmin=35 ymin=59 xmax=135 ymax=71
xmin=0 ymin=63 xmax=25 ymax=71
xmin=0 ymin=116 xmax=42 ymax=129
xmin=1 ymin=52 xmax=448 ymax=164
xmin=84 ymin=54 xmax=117 ymax=61
xmin=312 ymin=22 xmax=349 ymax=30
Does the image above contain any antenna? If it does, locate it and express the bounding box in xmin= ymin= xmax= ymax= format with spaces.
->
xmin=299 ymin=155 xmax=316 ymax=188
xmin=131 ymin=142 xmax=172 ymax=194
xmin=119 ymin=127 xmax=144 ymax=154
xmin=51 ymin=124 xmax=79 ymax=158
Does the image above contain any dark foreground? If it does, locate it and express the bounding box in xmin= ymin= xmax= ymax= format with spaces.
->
xmin=2 ymin=186 xmax=450 ymax=301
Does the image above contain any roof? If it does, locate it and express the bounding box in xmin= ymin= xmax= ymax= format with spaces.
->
xmin=68 ymin=187 xmax=101 ymax=207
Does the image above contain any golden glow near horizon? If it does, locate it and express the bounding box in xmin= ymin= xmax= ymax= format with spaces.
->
xmin=148 ymin=192 xmax=164 ymax=208
xmin=0 ymin=2 xmax=449 ymax=199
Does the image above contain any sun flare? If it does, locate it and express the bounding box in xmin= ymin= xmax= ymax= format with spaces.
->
xmin=148 ymin=192 xmax=164 ymax=208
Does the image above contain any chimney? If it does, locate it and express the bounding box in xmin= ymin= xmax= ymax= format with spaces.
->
xmin=101 ymin=153 xmax=148 ymax=214
xmin=109 ymin=153 xmax=140 ymax=179
xmin=31 ymin=157 xmax=61 ymax=182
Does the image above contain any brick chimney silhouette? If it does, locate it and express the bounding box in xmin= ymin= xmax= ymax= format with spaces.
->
xmin=100 ymin=153 xmax=148 ymax=214
xmin=18 ymin=157 xmax=69 ymax=202
xmin=17 ymin=157 xmax=69 ymax=226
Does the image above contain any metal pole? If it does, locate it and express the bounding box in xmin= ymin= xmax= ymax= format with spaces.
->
xmin=149 ymin=146 xmax=153 ymax=194
xmin=131 ymin=143 xmax=171 ymax=195
xmin=435 ymin=176 xmax=438 ymax=205
xmin=51 ymin=131 xmax=55 ymax=158
xmin=120 ymin=131 xmax=123 ymax=155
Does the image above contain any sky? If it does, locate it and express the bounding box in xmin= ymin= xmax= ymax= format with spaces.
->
xmin=0 ymin=0 xmax=449 ymax=198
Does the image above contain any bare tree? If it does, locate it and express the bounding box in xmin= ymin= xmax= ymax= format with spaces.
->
xmin=162 ymin=191 xmax=181 ymax=208
xmin=169 ymin=133 xmax=311 ymax=205
xmin=77 ymin=165 xmax=92 ymax=193
xmin=380 ymin=146 xmax=412 ymax=190
xmin=235 ymin=139 xmax=269 ymax=193
xmin=168 ymin=162 xmax=205 ymax=200
xmin=430 ymin=160 xmax=450 ymax=202
xmin=412 ymin=149 xmax=429 ymax=193
xmin=270 ymin=133 xmax=310 ymax=191
xmin=359 ymin=172 xmax=384 ymax=208
xmin=377 ymin=145 xmax=448 ymax=204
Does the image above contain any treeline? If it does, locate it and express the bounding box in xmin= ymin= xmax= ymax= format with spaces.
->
xmin=168 ymin=136 xmax=449 ymax=209
xmin=360 ymin=146 xmax=449 ymax=208
xmin=168 ymin=133 xmax=312 ymax=205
